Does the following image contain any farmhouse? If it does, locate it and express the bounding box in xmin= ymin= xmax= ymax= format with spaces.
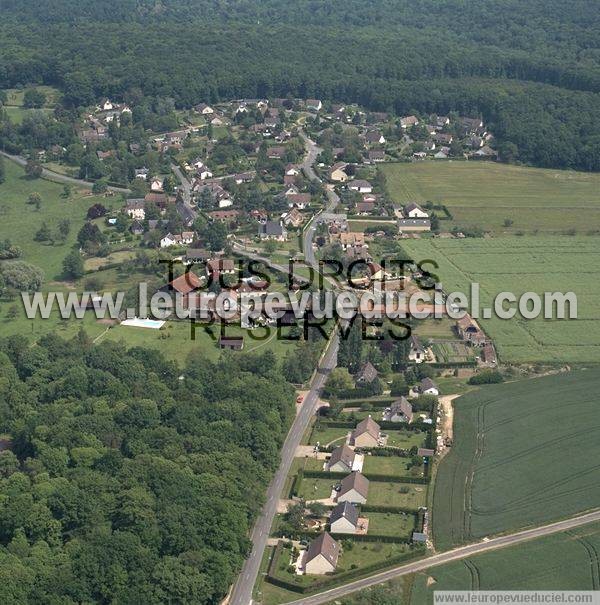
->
xmin=365 ymin=130 xmax=385 ymax=145
xmin=209 ymin=209 xmax=239 ymax=223
xmin=218 ymin=336 xmax=244 ymax=350
xmin=327 ymin=445 xmax=356 ymax=473
xmin=367 ymin=150 xmax=386 ymax=163
xmin=348 ymin=180 xmax=373 ymax=193
xmin=400 ymin=115 xmax=419 ymax=129
xmin=351 ymin=417 xmax=380 ymax=448
xmin=306 ymin=99 xmax=323 ymax=112
xmin=457 ymin=314 xmax=487 ymax=346
xmin=125 ymin=199 xmax=146 ymax=220
xmin=419 ymin=377 xmax=439 ymax=396
xmin=337 ymin=472 xmax=370 ymax=504
xmin=167 ymin=272 xmax=203 ymax=297
xmin=404 ymin=202 xmax=429 ymax=218
xmin=409 ymin=335 xmax=426 ymax=363
xmin=303 ymin=532 xmax=339 ymax=575
xmin=287 ymin=193 xmax=311 ymax=209
xmin=258 ymin=221 xmax=287 ymax=240
xmin=281 ymin=208 xmax=304 ymax=228
xmin=335 ymin=232 xmax=366 ymax=251
xmin=195 ymin=103 xmax=214 ymax=114
xmin=384 ymin=397 xmax=413 ymax=423
xmin=329 ymin=501 xmax=359 ymax=534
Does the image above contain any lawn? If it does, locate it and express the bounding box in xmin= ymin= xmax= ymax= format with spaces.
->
xmin=383 ymin=430 xmax=428 ymax=449
xmin=297 ymin=477 xmax=336 ymax=500
xmin=369 ymin=481 xmax=427 ymax=509
xmin=308 ymin=424 xmax=350 ymax=446
xmin=403 ymin=237 xmax=600 ymax=364
xmin=363 ymin=455 xmax=414 ymax=477
xmin=413 ymin=317 xmax=457 ymax=340
xmin=0 ymin=158 xmax=116 ymax=279
xmin=433 ymin=370 xmax=600 ymax=551
xmin=380 ymin=162 xmax=600 ymax=235
xmin=364 ymin=511 xmax=417 ymax=539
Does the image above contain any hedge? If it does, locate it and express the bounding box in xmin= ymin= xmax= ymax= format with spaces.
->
xmin=360 ymin=504 xmax=420 ymax=514
xmin=302 ymin=469 xmax=429 ymax=484
xmin=265 ymin=546 xmax=426 ymax=594
xmin=430 ymin=361 xmax=477 ymax=369
xmin=290 ymin=469 xmax=304 ymax=498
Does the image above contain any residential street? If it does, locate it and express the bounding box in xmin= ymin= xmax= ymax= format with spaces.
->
xmin=284 ymin=509 xmax=600 ymax=605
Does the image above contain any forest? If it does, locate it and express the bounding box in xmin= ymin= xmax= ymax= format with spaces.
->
xmin=0 ymin=1 xmax=600 ymax=170
xmin=0 ymin=332 xmax=296 ymax=604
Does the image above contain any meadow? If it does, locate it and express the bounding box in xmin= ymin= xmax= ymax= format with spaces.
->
xmin=380 ymin=162 xmax=600 ymax=235
xmin=403 ymin=237 xmax=600 ymax=364
xmin=432 ymin=370 xmax=600 ymax=551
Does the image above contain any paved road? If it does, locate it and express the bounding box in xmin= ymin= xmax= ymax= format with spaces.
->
xmin=285 ymin=509 xmax=600 ymax=605
xmin=171 ymin=163 xmax=193 ymax=206
xmin=228 ymin=332 xmax=339 ymax=605
xmin=0 ymin=150 xmax=130 ymax=193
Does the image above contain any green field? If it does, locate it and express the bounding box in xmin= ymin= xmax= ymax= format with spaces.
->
xmin=403 ymin=237 xmax=600 ymax=364
xmin=336 ymin=521 xmax=600 ymax=604
xmin=433 ymin=370 xmax=600 ymax=551
xmin=369 ymin=481 xmax=427 ymax=509
xmin=430 ymin=341 xmax=476 ymax=363
xmin=364 ymin=511 xmax=416 ymax=538
xmin=381 ymin=162 xmax=600 ymax=234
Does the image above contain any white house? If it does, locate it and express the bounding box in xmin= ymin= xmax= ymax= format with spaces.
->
xmin=420 ymin=377 xmax=439 ymax=396
xmin=408 ymin=335 xmax=426 ymax=363
xmin=218 ymin=197 xmax=233 ymax=208
xmin=348 ymin=180 xmax=373 ymax=194
xmin=160 ymin=233 xmax=178 ymax=248
xmin=150 ymin=178 xmax=164 ymax=192
xmin=198 ymin=168 xmax=213 ymax=180
xmin=306 ymin=99 xmax=322 ymax=112
xmin=404 ymin=202 xmax=429 ymax=218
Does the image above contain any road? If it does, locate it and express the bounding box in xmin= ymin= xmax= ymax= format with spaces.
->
xmin=285 ymin=509 xmax=600 ymax=605
xmin=171 ymin=163 xmax=192 ymax=206
xmin=0 ymin=150 xmax=130 ymax=193
xmin=228 ymin=331 xmax=339 ymax=605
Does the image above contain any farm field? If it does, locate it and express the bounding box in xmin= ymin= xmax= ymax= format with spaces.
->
xmin=380 ymin=162 xmax=600 ymax=235
xmin=403 ymin=237 xmax=600 ymax=364
xmin=432 ymin=370 xmax=600 ymax=551
xmin=336 ymin=521 xmax=600 ymax=604
xmin=430 ymin=340 xmax=476 ymax=363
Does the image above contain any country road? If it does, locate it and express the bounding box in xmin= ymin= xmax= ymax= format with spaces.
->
xmin=0 ymin=150 xmax=131 ymax=193
xmin=285 ymin=509 xmax=600 ymax=605
xmin=228 ymin=332 xmax=339 ymax=605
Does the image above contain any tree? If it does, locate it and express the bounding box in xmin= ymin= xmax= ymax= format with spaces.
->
xmin=25 ymin=160 xmax=43 ymax=179
xmin=0 ymin=261 xmax=44 ymax=291
xmin=34 ymin=222 xmax=52 ymax=242
xmin=87 ymin=203 xmax=108 ymax=219
xmin=57 ymin=218 xmax=71 ymax=240
xmin=203 ymin=221 xmax=227 ymax=251
xmin=62 ymin=184 xmax=72 ymax=198
xmin=323 ymin=367 xmax=354 ymax=397
xmin=27 ymin=192 xmax=42 ymax=207
xmin=23 ymin=88 xmax=46 ymax=108
xmin=390 ymin=374 xmax=409 ymax=396
xmin=92 ymin=178 xmax=109 ymax=195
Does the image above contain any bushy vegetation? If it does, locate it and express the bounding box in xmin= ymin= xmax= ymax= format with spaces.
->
xmin=0 ymin=333 xmax=295 ymax=604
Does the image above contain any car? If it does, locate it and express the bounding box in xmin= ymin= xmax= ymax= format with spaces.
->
xmin=296 ymin=395 xmax=304 ymax=404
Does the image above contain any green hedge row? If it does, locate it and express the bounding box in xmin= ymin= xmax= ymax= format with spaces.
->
xmin=302 ymin=469 xmax=429 ymax=484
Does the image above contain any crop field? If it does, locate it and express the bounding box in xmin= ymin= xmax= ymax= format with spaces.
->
xmin=403 ymin=237 xmax=600 ymax=364
xmin=432 ymin=370 xmax=600 ymax=551
xmin=430 ymin=341 xmax=476 ymax=363
xmin=380 ymin=162 xmax=600 ymax=235
xmin=338 ymin=522 xmax=600 ymax=604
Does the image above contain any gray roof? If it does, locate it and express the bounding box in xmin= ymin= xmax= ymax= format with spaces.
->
xmin=420 ymin=377 xmax=438 ymax=391
xmin=330 ymin=501 xmax=359 ymax=527
xmin=399 ymin=219 xmax=431 ymax=228
xmin=352 ymin=417 xmax=380 ymax=441
xmin=339 ymin=472 xmax=370 ymax=499
xmin=412 ymin=531 xmax=427 ymax=543
xmin=404 ymin=202 xmax=426 ymax=214
xmin=357 ymin=361 xmax=378 ymax=383
xmin=391 ymin=397 xmax=413 ymax=419
xmin=328 ymin=445 xmax=355 ymax=469
xmin=259 ymin=221 xmax=285 ymax=236
xmin=304 ymin=532 xmax=340 ymax=567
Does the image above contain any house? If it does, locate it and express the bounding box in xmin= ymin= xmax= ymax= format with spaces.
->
xmin=356 ymin=201 xmax=375 ymax=214
xmin=284 ymin=174 xmax=297 ymax=187
xmin=365 ymin=130 xmax=385 ymax=145
xmin=134 ymin=168 xmax=149 ymax=180
xmin=419 ymin=377 xmax=439 ymax=396
xmin=207 ymin=258 xmax=236 ymax=277
xmin=412 ymin=532 xmax=427 ymax=544
xmin=185 ymin=249 xmax=211 ymax=264
xmin=435 ymin=115 xmax=450 ymax=129
xmin=398 ymin=219 xmax=431 ymax=232
xmin=209 ymin=209 xmax=239 ymax=223
xmin=129 ymin=219 xmax=144 ymax=236
xmin=434 ymin=149 xmax=449 ymax=160
xmin=125 ymin=199 xmax=146 ymax=220
xmin=337 ymin=472 xmax=370 ymax=504
xmin=327 ymin=445 xmax=356 ymax=473
xmin=150 ymin=177 xmax=164 ymax=192
xmin=160 ymin=233 xmax=179 ymax=248
xmin=434 ymin=133 xmax=453 ymax=145
xmin=367 ymin=262 xmax=391 ymax=281
xmin=303 ymin=532 xmax=339 ymax=575
xmin=284 ymin=184 xmax=300 ymax=196
xmin=481 ymin=343 xmax=497 ymax=366
xmin=329 ymin=162 xmax=348 ymax=182
xmin=348 ymin=180 xmax=373 ymax=194
xmin=258 ymin=221 xmax=287 ymax=241
xmin=234 ymin=172 xmax=254 ymax=184
xmin=351 ymin=417 xmax=380 ymax=448
xmin=219 ymin=336 xmax=244 ymax=350
xmin=285 ymin=163 xmax=300 ymax=176
xmin=267 ymin=146 xmax=286 ymax=159
xmin=400 ymin=115 xmax=419 ymax=129
xmin=281 ymin=208 xmax=304 ymax=228
xmin=367 ymin=150 xmax=386 ymax=163
xmin=418 ymin=448 xmax=436 ymax=457
xmin=356 ymin=362 xmax=378 ymax=385
xmin=335 ymin=232 xmax=366 ymax=251
xmin=329 ymin=501 xmax=359 ymax=534
xmin=306 ymin=99 xmax=322 ymax=112
xmin=144 ymin=192 xmax=171 ymax=209
xmin=404 ymin=203 xmax=429 ymax=219
xmin=198 ymin=168 xmax=214 ymax=180
xmin=195 ymin=103 xmax=214 ymax=114
xmin=384 ymin=397 xmax=413 ymax=423
xmin=409 ymin=335 xmax=426 ymax=363
xmin=101 ymin=99 xmax=114 ymax=111
xmin=168 ymin=271 xmax=203 ymax=295
xmin=474 ymin=145 xmax=497 ymax=159
xmin=210 ymin=115 xmax=224 ymax=126
xmin=287 ymin=193 xmax=311 ymax=209
xmin=456 ymin=314 xmax=487 ymax=346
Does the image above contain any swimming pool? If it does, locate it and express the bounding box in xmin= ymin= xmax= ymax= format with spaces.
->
xmin=121 ymin=318 xmax=166 ymax=329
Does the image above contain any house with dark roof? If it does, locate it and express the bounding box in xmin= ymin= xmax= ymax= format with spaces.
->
xmin=219 ymin=336 xmax=244 ymax=350
xmin=304 ymin=532 xmax=339 ymax=575
xmin=327 ymin=445 xmax=356 ymax=473
xmin=384 ymin=397 xmax=413 ymax=423
xmin=337 ymin=472 xmax=369 ymax=504
xmin=351 ymin=417 xmax=380 ymax=448
xmin=258 ymin=221 xmax=287 ymax=241
xmin=329 ymin=501 xmax=359 ymax=534
xmin=408 ymin=335 xmax=426 ymax=363
xmin=419 ymin=377 xmax=439 ymax=396
xmin=404 ymin=203 xmax=429 ymax=218
xmin=356 ymin=362 xmax=378 ymax=385
xmin=399 ymin=219 xmax=431 ymax=232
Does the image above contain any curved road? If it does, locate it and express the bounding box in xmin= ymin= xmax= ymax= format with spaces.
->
xmin=285 ymin=509 xmax=600 ymax=605
xmin=0 ymin=150 xmax=130 ymax=193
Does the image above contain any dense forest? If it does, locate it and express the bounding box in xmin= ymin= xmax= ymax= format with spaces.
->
xmin=0 ymin=0 xmax=600 ymax=169
xmin=0 ymin=332 xmax=295 ymax=604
